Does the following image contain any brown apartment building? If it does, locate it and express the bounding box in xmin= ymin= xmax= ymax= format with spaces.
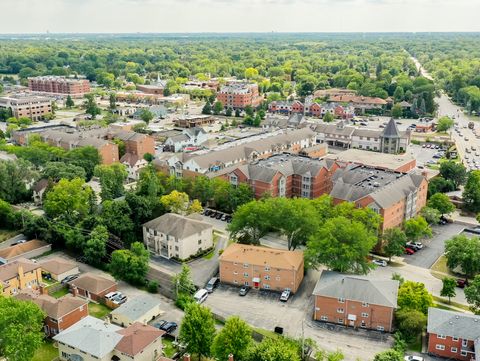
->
xmin=219 ymin=243 xmax=304 ymax=293
xmin=330 ymin=164 xmax=428 ymax=231
xmin=28 ymin=76 xmax=90 ymax=97
xmin=0 ymin=95 xmax=52 ymax=121
xmin=427 ymin=308 xmax=480 ymax=361
xmin=15 ymin=291 xmax=88 ymax=337
xmin=0 ymin=258 xmax=43 ymax=296
xmin=313 ymin=271 xmax=399 ymax=332
xmin=216 ymin=82 xmax=263 ymax=110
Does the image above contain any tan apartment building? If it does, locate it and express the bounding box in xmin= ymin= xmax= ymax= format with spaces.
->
xmin=219 ymin=243 xmax=304 ymax=293
xmin=28 ymin=76 xmax=90 ymax=97
xmin=313 ymin=271 xmax=399 ymax=332
xmin=0 ymin=94 xmax=52 ymax=121
xmin=0 ymin=258 xmax=43 ymax=296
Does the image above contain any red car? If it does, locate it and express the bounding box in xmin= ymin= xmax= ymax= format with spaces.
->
xmin=404 ymin=248 xmax=415 ymax=255
xmin=457 ymin=279 xmax=469 ymax=288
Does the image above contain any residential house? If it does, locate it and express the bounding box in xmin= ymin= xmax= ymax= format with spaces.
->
xmin=16 ymin=291 xmax=88 ymax=337
xmin=164 ymin=127 xmax=208 ymax=152
xmin=312 ymin=271 xmax=399 ymax=332
xmin=313 ymin=88 xmax=357 ymax=99
xmin=0 ymin=239 xmax=51 ymax=263
xmin=33 ymin=178 xmax=49 ymax=205
xmin=120 ymin=153 xmax=148 ymax=180
xmin=39 ymin=257 xmax=79 ymax=281
xmin=219 ymin=243 xmax=304 ymax=293
xmin=67 ymin=273 xmax=117 ymax=302
xmin=110 ymin=295 xmax=162 ymax=327
xmin=54 ymin=316 xmax=165 ymax=361
xmin=268 ymin=101 xmax=293 ymax=114
xmin=298 ymin=143 xmax=329 ymax=159
xmin=427 ymin=307 xmax=480 ymax=361
xmin=143 ymin=213 xmax=213 ymax=260
xmin=0 ymin=258 xmax=42 ymax=296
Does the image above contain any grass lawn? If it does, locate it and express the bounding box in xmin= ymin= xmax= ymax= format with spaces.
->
xmin=430 ymin=255 xmax=457 ymax=279
xmin=162 ymin=338 xmax=177 ymax=358
xmin=51 ymin=287 xmax=69 ymax=299
xmin=433 ymin=296 xmax=470 ymax=312
xmin=89 ymin=302 xmax=112 ymax=319
xmin=32 ymin=340 xmax=57 ymax=361
xmin=253 ymin=327 xmax=280 ymax=339
xmin=0 ymin=229 xmax=18 ymax=243
xmin=407 ymin=335 xmax=422 ymax=352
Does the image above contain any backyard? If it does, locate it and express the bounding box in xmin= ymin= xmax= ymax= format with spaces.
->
xmin=0 ymin=229 xmax=18 ymax=243
xmin=88 ymin=302 xmax=111 ymax=319
xmin=32 ymin=340 xmax=57 ymax=361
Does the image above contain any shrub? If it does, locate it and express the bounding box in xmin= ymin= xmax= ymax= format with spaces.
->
xmin=175 ymin=292 xmax=195 ymax=310
xmin=147 ymin=281 xmax=158 ymax=293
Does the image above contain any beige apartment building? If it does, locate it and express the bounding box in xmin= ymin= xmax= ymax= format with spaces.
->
xmin=219 ymin=243 xmax=304 ymax=293
xmin=0 ymin=258 xmax=43 ymax=296
xmin=0 ymin=94 xmax=52 ymax=121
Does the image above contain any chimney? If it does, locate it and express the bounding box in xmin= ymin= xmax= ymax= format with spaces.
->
xmin=228 ymin=354 xmax=234 ymax=361
xmin=72 ymin=286 xmax=78 ymax=297
xmin=17 ymin=265 xmax=25 ymax=287
xmin=183 ymin=354 xmax=191 ymax=361
xmin=39 ymin=284 xmax=49 ymax=295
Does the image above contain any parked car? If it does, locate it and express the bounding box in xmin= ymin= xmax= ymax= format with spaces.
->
xmin=239 ymin=285 xmax=250 ymax=296
xmin=209 ymin=211 xmax=217 ymax=218
xmin=404 ymin=356 xmax=424 ymax=361
xmin=372 ymin=259 xmax=387 ymax=267
xmin=465 ymin=226 xmax=480 ymax=235
xmin=404 ymin=247 xmax=415 ymax=255
xmin=153 ymin=320 xmax=167 ymax=329
xmin=456 ymin=279 xmax=469 ymax=288
xmin=360 ymin=122 xmax=368 ymax=126
xmin=194 ymin=289 xmax=209 ymax=304
xmin=112 ymin=294 xmax=127 ymax=305
xmin=215 ymin=212 xmax=223 ymax=220
xmin=105 ymin=291 xmax=120 ymax=300
xmin=61 ymin=274 xmax=79 ymax=284
xmin=11 ymin=239 xmax=26 ymax=246
xmin=160 ymin=321 xmax=178 ymax=333
xmin=406 ymin=241 xmax=423 ymax=251
xmin=203 ymin=209 xmax=211 ymax=216
xmin=280 ymin=289 xmax=291 ymax=302
xmin=205 ymin=277 xmax=220 ymax=293
xmin=221 ymin=214 xmax=228 ymax=221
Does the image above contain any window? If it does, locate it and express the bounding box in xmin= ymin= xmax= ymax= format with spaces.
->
xmin=264 ymin=266 xmax=270 ymax=271
xmin=175 ymin=246 xmax=179 ymax=251
xmin=264 ymin=284 xmax=270 ymax=289
xmin=233 ymin=280 xmax=238 ymax=284
xmin=243 ymin=263 xmax=249 ymax=268
xmin=243 ymin=272 xmax=248 ymax=277
xmin=361 ymin=312 xmax=369 ymax=318
xmin=338 ymin=318 xmax=344 ymax=324
xmin=338 ymin=297 xmax=345 ymax=303
xmin=452 ymin=337 xmax=459 ymax=341
xmin=437 ymin=334 xmax=446 ymax=339
xmin=435 ymin=345 xmax=445 ymax=351
xmin=233 ymin=271 xmax=238 ymax=275
xmin=362 ymin=302 xmax=369 ymax=307
xmin=451 ymin=347 xmax=457 ymax=353
xmin=361 ymin=320 xmax=366 ymax=328
xmin=320 ymin=316 xmax=328 ymax=321
xmin=462 ymin=339 xmax=468 ymax=347
xmin=244 ymin=281 xmax=249 ymax=286
xmin=275 ymin=276 xmax=280 ymax=281
xmin=377 ymin=326 xmax=385 ymax=331
xmin=337 ymin=308 xmax=344 ymax=313
xmin=461 ymin=351 xmax=468 ymax=356
xmin=198 ymin=240 xmax=202 ymax=245
xmin=264 ymin=275 xmax=270 ymax=280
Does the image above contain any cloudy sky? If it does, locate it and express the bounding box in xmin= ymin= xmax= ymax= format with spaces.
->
xmin=1 ymin=0 xmax=479 ymax=33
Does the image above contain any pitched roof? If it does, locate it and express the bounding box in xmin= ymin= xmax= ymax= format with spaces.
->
xmin=110 ymin=295 xmax=161 ymax=322
xmin=39 ymin=257 xmax=78 ymax=275
xmin=69 ymin=273 xmax=117 ymax=295
xmin=312 ymin=270 xmax=399 ymax=308
xmin=15 ymin=291 xmax=87 ymax=320
xmin=0 ymin=258 xmax=41 ymax=282
xmin=53 ymin=316 xmax=123 ymax=358
xmin=220 ymin=243 xmax=303 ymax=270
xmin=120 ymin=153 xmax=144 ymax=167
xmin=427 ymin=307 xmax=480 ymax=340
xmin=115 ymin=322 xmax=164 ymax=356
xmin=382 ymin=118 xmax=401 ymax=138
xmin=0 ymin=239 xmax=49 ymax=260
xmin=33 ymin=179 xmax=49 ymax=193
xmin=143 ymin=213 xmax=212 ymax=239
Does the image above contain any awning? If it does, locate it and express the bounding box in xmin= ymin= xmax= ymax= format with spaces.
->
xmin=347 ymin=314 xmax=357 ymax=321
xmin=252 ymin=277 xmax=261 ymax=283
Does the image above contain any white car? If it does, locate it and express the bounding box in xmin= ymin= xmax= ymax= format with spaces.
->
xmin=280 ymin=290 xmax=291 ymax=302
xmin=404 ymin=356 xmax=424 ymax=361
xmin=372 ymin=259 xmax=387 ymax=267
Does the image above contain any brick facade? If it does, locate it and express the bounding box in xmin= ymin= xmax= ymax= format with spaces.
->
xmin=28 ymin=76 xmax=90 ymax=96
xmin=428 ymin=333 xmax=474 ymax=361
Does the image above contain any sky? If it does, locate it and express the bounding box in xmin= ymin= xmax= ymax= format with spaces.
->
xmin=1 ymin=0 xmax=479 ymax=34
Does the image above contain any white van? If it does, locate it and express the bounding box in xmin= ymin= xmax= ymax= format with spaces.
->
xmin=194 ymin=289 xmax=208 ymax=304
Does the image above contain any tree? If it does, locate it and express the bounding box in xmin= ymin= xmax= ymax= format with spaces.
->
xmin=187 ymin=199 xmax=203 ymax=214
xmin=439 ymin=161 xmax=467 ymax=189
xmin=0 ymin=296 xmax=45 ymax=361
xmin=235 ymin=109 xmax=241 ymax=117
xmin=244 ymin=67 xmax=259 ymax=79
xmin=465 ymin=275 xmax=480 ymax=314
xmin=404 ymin=216 xmax=432 ymax=242
xmin=323 ymin=112 xmax=334 ymax=123
xmin=427 ymin=193 xmax=455 ymax=215
xmin=428 ymin=177 xmax=455 ymax=197
xmin=463 ymin=170 xmax=480 ymax=212
xmin=225 ymin=108 xmax=233 ymax=117
xmin=139 ymin=108 xmax=154 ymax=124
xmin=420 ymin=206 xmax=441 ymax=225
xmin=305 ymin=216 xmax=377 ymax=274
xmin=84 ymin=93 xmax=101 ymax=119
xmin=180 ymin=303 xmax=216 ymax=360
xmin=211 ymin=316 xmax=254 ymax=361
xmin=42 ymin=161 xmax=86 ymax=181
xmin=440 ymin=277 xmax=457 ymax=303
xmin=213 ymin=101 xmax=224 ymax=115
xmin=0 ymin=159 xmax=38 ymax=204
xmin=393 ymin=86 xmax=404 ymax=101
xmin=110 ymin=242 xmax=149 ymax=285
xmin=248 ymin=337 xmax=301 ymax=361
xmin=437 ymin=116 xmax=454 ymax=132
xmin=391 ymin=104 xmax=403 ymax=118
xmin=228 ymin=200 xmax=273 ymax=244
xmin=65 ymin=95 xmax=75 ymax=108
xmin=245 ymin=105 xmax=254 ymax=117
xmin=84 ymin=225 xmax=108 ymax=265
xmin=373 ymin=350 xmax=403 ymax=361
xmin=65 ymin=146 xmax=101 ymax=180
xmin=395 ymin=309 xmax=426 ymax=342
xmin=44 ymin=178 xmax=93 ymax=222
xmin=173 ymin=264 xmax=196 ymax=297
xmin=94 ymin=163 xmax=127 ymax=201
xmin=160 ymin=190 xmax=190 ymax=214
xmin=143 ymin=153 xmax=154 ymax=162
xmin=100 ymin=200 xmax=135 ymax=244
xmin=109 ymin=93 xmax=117 ymax=111
xmin=445 ymin=235 xmax=480 ymax=278
xmin=397 ymin=281 xmax=433 ymax=315
xmin=202 ymin=101 xmax=212 ymax=115
xmin=383 ymin=227 xmax=407 ymax=261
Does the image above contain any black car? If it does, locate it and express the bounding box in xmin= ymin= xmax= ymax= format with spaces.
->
xmin=465 ymin=227 xmax=480 ymax=235
xmin=209 ymin=211 xmax=217 ymax=218
xmin=160 ymin=322 xmax=178 ymax=333
xmin=203 ymin=209 xmax=211 ymax=216
xmin=215 ymin=212 xmax=223 ymax=220
xmin=154 ymin=320 xmax=167 ymax=329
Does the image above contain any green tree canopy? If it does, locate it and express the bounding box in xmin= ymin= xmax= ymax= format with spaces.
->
xmin=84 ymin=225 xmax=109 ymax=266
xmin=465 ymin=275 xmax=480 ymax=314
xmin=94 ymin=163 xmax=127 ymax=201
xmin=397 ymin=280 xmax=433 ymax=315
xmin=439 ymin=161 xmax=467 ymax=189
xmin=110 ymin=242 xmax=149 ymax=285
xmin=437 ymin=116 xmax=454 ymax=132
xmin=463 ymin=170 xmax=480 ymax=212
xmin=404 ymin=216 xmax=432 ymax=242
xmin=383 ymin=227 xmax=407 ymax=261
xmin=440 ymin=277 xmax=457 ymax=303
xmin=211 ymin=316 xmax=254 ymax=361
xmin=427 ymin=193 xmax=455 ymax=215
xmin=180 ymin=303 xmax=216 ymax=360
xmin=445 ymin=235 xmax=480 ymax=278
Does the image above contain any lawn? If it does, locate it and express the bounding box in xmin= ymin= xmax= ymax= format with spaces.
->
xmin=430 ymin=255 xmax=457 ymax=279
xmin=407 ymin=335 xmax=422 ymax=352
xmin=0 ymin=229 xmax=18 ymax=243
xmin=89 ymin=302 xmax=112 ymax=319
xmin=32 ymin=340 xmax=57 ymax=361
xmin=162 ymin=338 xmax=177 ymax=358
xmin=51 ymin=287 xmax=69 ymax=299
xmin=433 ymin=296 xmax=470 ymax=312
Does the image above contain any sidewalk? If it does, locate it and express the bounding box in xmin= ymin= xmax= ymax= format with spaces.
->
xmin=451 ymin=210 xmax=478 ymax=227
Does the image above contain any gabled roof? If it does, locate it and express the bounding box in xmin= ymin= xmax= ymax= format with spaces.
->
xmin=39 ymin=257 xmax=78 ymax=275
xmin=33 ymin=179 xmax=49 ymax=193
xmin=0 ymin=239 xmax=49 ymax=260
xmin=120 ymin=153 xmax=145 ymax=167
xmin=427 ymin=307 xmax=480 ymax=341
xmin=313 ymin=270 xmax=399 ymax=308
xmin=0 ymin=258 xmax=41 ymax=282
xmin=53 ymin=316 xmax=123 ymax=358
xmin=115 ymin=322 xmax=164 ymax=356
xmin=69 ymin=273 xmax=117 ymax=295
xmin=15 ymin=291 xmax=87 ymax=320
xmin=110 ymin=295 xmax=160 ymax=322
xmin=143 ymin=213 xmax=212 ymax=239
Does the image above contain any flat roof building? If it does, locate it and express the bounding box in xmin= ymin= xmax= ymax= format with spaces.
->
xmin=28 ymin=76 xmax=90 ymax=97
xmin=0 ymin=94 xmax=52 ymax=121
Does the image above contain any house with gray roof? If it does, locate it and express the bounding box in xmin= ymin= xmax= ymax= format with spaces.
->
xmin=143 ymin=213 xmax=213 ymax=260
xmin=164 ymin=127 xmax=208 ymax=152
xmin=312 ymin=270 xmax=399 ymax=332
xmin=110 ymin=295 xmax=162 ymax=327
xmin=427 ymin=307 xmax=480 ymax=361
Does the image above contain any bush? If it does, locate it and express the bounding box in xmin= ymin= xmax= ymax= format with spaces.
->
xmin=147 ymin=281 xmax=158 ymax=293
xmin=175 ymin=292 xmax=195 ymax=310
xmin=393 ymin=332 xmax=407 ymax=353
xmin=395 ymin=309 xmax=426 ymax=342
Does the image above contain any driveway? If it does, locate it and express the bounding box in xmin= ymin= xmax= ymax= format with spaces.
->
xmin=404 ymin=223 xmax=464 ymax=268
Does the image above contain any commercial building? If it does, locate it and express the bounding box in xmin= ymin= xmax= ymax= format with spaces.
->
xmin=0 ymin=258 xmax=43 ymax=296
xmin=427 ymin=308 xmax=480 ymax=361
xmin=0 ymin=94 xmax=52 ymax=121
xmin=28 ymin=76 xmax=90 ymax=97
xmin=173 ymin=115 xmax=215 ymax=128
xmin=312 ymin=271 xmax=399 ymax=332
xmin=143 ymin=213 xmax=213 ymax=260
xmin=216 ymin=82 xmax=263 ymax=110
xmin=330 ymin=164 xmax=428 ymax=231
xmin=110 ymin=295 xmax=162 ymax=327
xmin=219 ymin=243 xmax=304 ymax=293
xmin=67 ymin=273 xmax=117 ymax=302
xmin=326 ymin=94 xmax=387 ymax=113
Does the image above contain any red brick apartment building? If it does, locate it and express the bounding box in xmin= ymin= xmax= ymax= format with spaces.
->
xmin=219 ymin=243 xmax=304 ymax=293
xmin=313 ymin=271 xmax=399 ymax=332
xmin=0 ymin=95 xmax=52 ymax=121
xmin=28 ymin=76 xmax=90 ymax=97
xmin=16 ymin=292 xmax=88 ymax=337
xmin=216 ymin=82 xmax=263 ymax=110
xmin=427 ymin=308 xmax=480 ymax=361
